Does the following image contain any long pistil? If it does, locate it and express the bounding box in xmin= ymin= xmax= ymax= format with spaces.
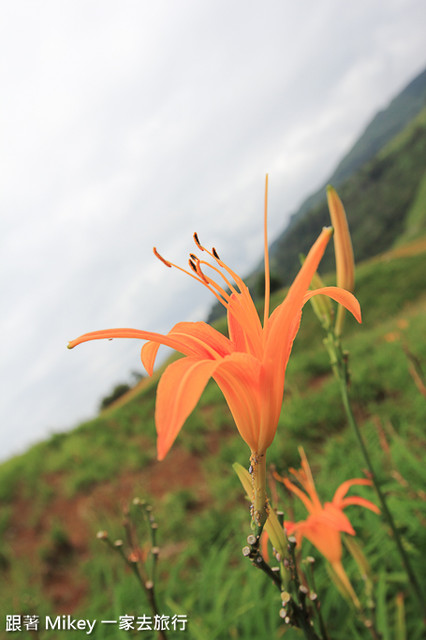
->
xmin=263 ymin=174 xmax=270 ymax=328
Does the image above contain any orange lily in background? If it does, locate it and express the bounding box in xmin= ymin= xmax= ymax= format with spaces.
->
xmin=274 ymin=448 xmax=380 ymax=605
xmin=68 ymin=178 xmax=361 ymax=469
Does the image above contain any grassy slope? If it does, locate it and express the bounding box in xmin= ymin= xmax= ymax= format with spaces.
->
xmin=1 ymin=240 xmax=425 ymax=639
xmin=396 ymin=171 xmax=426 ymax=245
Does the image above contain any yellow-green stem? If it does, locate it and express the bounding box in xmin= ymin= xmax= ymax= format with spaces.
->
xmin=250 ymin=450 xmax=268 ymax=531
xmin=335 ymin=303 xmax=346 ymax=338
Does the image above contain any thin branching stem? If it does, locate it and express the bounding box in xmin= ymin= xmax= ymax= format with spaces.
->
xmin=286 ymin=540 xmax=322 ymax=640
xmin=243 ymin=527 xmax=282 ymax=591
xmin=101 ymin=503 xmax=169 ymax=640
xmin=243 ymin=524 xmax=322 ymax=639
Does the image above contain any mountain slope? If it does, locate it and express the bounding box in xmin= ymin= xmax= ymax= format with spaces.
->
xmin=327 ymin=66 xmax=426 ymax=188
xmin=282 ymin=67 xmax=426 ymax=236
xmin=268 ymin=105 xmax=426 ymax=284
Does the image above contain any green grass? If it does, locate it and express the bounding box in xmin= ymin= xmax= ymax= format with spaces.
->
xmin=397 ymin=171 xmax=426 ymax=244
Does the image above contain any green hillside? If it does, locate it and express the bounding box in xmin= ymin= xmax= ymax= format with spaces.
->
xmin=1 ymin=234 xmax=425 ymax=638
xmin=267 ymin=106 xmax=426 ymax=287
xmin=275 ymin=66 xmax=426 ymax=246
xmin=326 ymin=66 xmax=426 ymax=188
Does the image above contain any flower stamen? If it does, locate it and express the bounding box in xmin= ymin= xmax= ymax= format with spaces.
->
xmin=153 ymin=247 xmax=172 ymax=268
xmin=193 ymin=232 xmax=203 ymax=250
xmin=197 ymin=259 xmax=239 ymax=297
xmin=193 ymin=258 xmax=232 ymax=305
xmin=188 ymin=259 xmax=198 ymax=274
xmin=191 ymin=233 xmax=249 ymax=304
xmin=154 ymin=247 xmax=207 ymax=287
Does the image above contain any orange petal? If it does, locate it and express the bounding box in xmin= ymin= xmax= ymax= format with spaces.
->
xmin=282 ymin=478 xmax=315 ymax=514
xmin=265 ymin=227 xmax=333 ymax=370
xmin=320 ymin=503 xmax=356 ymax=535
xmin=227 ymin=296 xmax=248 ymax=352
xmin=297 ymin=448 xmax=323 ymax=512
xmin=68 ymin=327 xmax=208 ymax=355
xmin=260 ymin=308 xmax=301 ymax=444
xmin=68 ymin=328 xmax=171 ymax=349
xmin=299 ymin=516 xmax=343 ymax=563
xmin=303 ymin=286 xmax=361 ymax=323
xmin=69 ymin=322 xmax=233 ymax=377
xmin=141 ymin=340 xmax=161 ymax=376
xmin=170 ymin=321 xmax=233 ymax=357
xmin=141 ymin=321 xmax=233 ymax=375
xmin=214 ymin=352 xmax=262 ymax=451
xmin=332 ymin=478 xmax=373 ymax=505
xmin=339 ymin=496 xmax=380 ymax=514
xmin=284 ymin=520 xmax=297 ymax=536
xmin=332 ymin=478 xmax=380 ymax=514
xmin=155 ymin=357 xmax=220 ymax=460
xmin=265 ymin=306 xmax=302 ymax=368
xmin=227 ymin=293 xmax=263 ymax=358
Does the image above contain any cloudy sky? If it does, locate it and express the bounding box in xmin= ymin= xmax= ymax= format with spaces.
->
xmin=1 ymin=0 xmax=425 ymax=462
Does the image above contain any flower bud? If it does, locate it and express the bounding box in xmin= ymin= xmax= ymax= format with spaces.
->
xmin=327 ymin=186 xmax=355 ymax=336
xmin=327 ymin=186 xmax=354 ymax=292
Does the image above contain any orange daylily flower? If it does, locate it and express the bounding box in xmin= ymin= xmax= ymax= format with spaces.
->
xmin=68 ymin=178 xmax=361 ymax=463
xmin=274 ymin=448 xmax=380 ymax=605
